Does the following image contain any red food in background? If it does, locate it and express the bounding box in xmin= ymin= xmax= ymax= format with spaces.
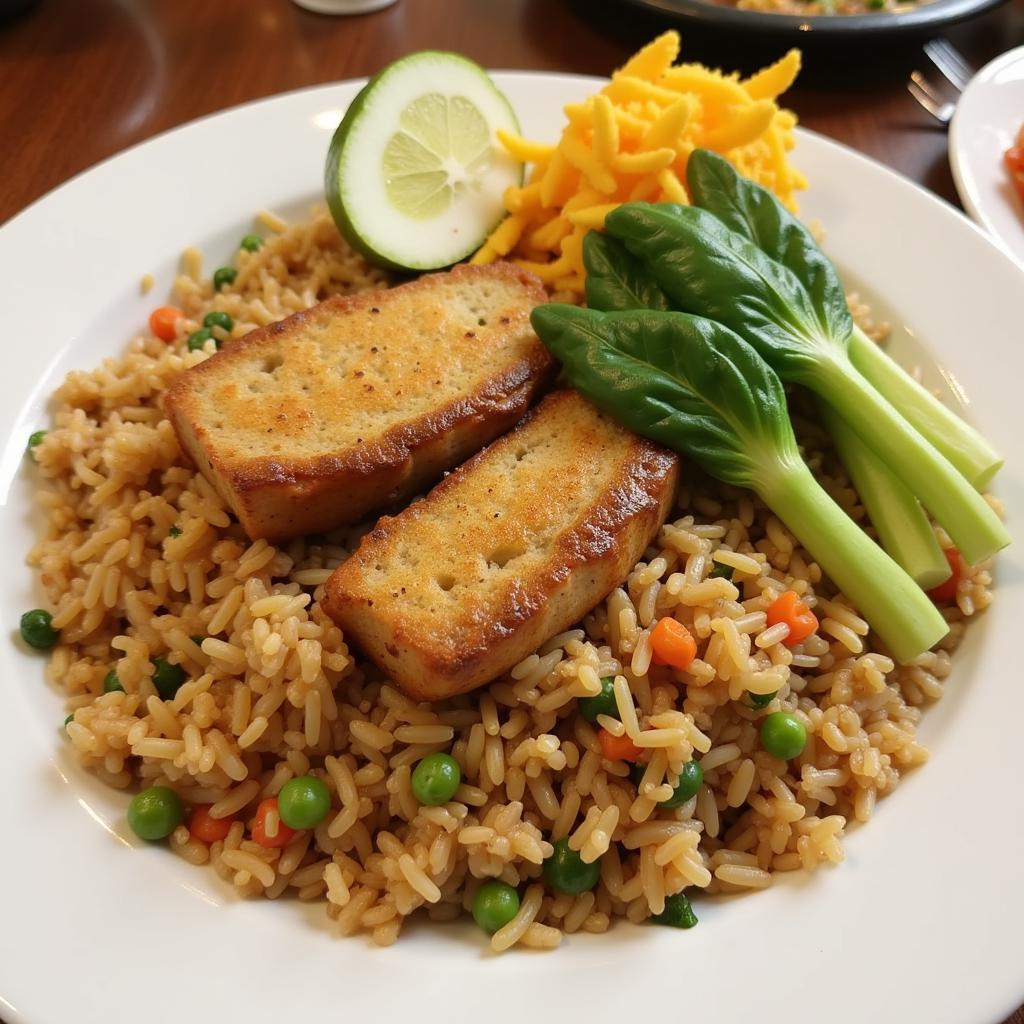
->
xmin=1005 ymin=124 xmax=1024 ymax=205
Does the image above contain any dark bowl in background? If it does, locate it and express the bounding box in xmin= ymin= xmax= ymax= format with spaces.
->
xmin=614 ymin=0 xmax=1008 ymax=38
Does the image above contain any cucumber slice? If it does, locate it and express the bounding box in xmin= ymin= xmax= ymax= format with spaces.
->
xmin=325 ymin=51 xmax=523 ymax=272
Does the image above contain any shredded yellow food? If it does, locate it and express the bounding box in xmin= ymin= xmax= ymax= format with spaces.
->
xmin=471 ymin=32 xmax=805 ymax=297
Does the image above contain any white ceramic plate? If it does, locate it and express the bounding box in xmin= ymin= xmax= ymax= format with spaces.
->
xmin=950 ymin=45 xmax=1024 ymax=265
xmin=1 ymin=74 xmax=1023 ymax=1024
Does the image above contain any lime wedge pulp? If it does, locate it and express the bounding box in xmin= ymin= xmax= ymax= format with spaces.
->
xmin=325 ymin=51 xmax=523 ymax=272
xmin=382 ymin=93 xmax=494 ymax=220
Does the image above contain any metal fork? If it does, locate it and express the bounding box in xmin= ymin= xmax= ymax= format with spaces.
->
xmin=907 ymin=70 xmax=957 ymax=125
xmin=923 ymin=38 xmax=972 ymax=90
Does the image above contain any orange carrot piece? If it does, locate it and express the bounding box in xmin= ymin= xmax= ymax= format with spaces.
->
xmin=598 ymin=728 xmax=642 ymax=762
xmin=766 ymin=590 xmax=818 ymax=647
xmin=250 ymin=797 xmax=296 ymax=849
xmin=148 ymin=306 xmax=182 ymax=342
xmin=188 ymin=805 xmax=235 ymax=844
xmin=927 ymin=548 xmax=963 ymax=604
xmin=649 ymin=617 xmax=697 ymax=670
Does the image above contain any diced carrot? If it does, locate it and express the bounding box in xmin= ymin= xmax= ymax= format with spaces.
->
xmin=649 ymin=617 xmax=697 ymax=670
xmin=148 ymin=306 xmax=182 ymax=342
xmin=250 ymin=797 xmax=296 ymax=849
xmin=188 ymin=805 xmax=234 ymax=844
xmin=598 ymin=728 xmax=642 ymax=762
xmin=927 ymin=548 xmax=963 ymax=604
xmin=766 ymin=590 xmax=818 ymax=647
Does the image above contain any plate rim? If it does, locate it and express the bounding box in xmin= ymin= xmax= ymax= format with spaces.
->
xmin=1 ymin=70 xmax=1024 ymax=1024
xmin=949 ymin=43 xmax=1024 ymax=263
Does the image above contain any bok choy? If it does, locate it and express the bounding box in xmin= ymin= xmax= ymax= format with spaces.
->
xmin=684 ymin=148 xmax=1003 ymax=490
xmin=817 ymin=401 xmax=949 ymax=590
xmin=582 ymin=229 xmax=950 ymax=589
xmin=604 ymin=187 xmax=1008 ymax=567
xmin=529 ymin=304 xmax=949 ymax=663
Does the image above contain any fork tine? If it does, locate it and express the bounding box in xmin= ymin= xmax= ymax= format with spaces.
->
xmin=910 ymin=69 xmax=944 ymax=105
xmin=924 ymin=38 xmax=972 ymax=91
xmin=932 ymin=38 xmax=972 ymax=85
xmin=907 ymin=78 xmax=954 ymax=124
xmin=907 ymin=78 xmax=939 ymax=117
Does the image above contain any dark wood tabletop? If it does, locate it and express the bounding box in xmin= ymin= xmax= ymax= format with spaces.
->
xmin=2 ymin=0 xmax=1023 ymax=227
xmin=1 ymin=0 xmax=1022 ymax=1020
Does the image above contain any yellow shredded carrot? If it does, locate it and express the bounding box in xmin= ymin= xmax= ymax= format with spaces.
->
xmin=618 ymin=28 xmax=680 ymax=80
xmin=702 ymin=99 xmax=777 ymax=153
xmin=656 ymin=167 xmax=688 ymax=204
xmin=494 ymin=131 xmax=556 ymax=165
xmin=473 ymin=31 xmax=805 ymax=300
xmin=742 ymin=49 xmax=802 ymax=101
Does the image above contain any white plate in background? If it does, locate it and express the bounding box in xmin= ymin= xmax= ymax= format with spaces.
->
xmin=950 ymin=45 xmax=1024 ymax=265
xmin=0 ymin=73 xmax=1022 ymax=1024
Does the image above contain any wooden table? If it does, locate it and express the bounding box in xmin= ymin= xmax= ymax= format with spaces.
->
xmin=1 ymin=0 xmax=1022 ymax=1020
xmin=2 ymin=0 xmax=1024 ymax=225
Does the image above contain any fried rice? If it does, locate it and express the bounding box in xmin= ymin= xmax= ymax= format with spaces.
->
xmin=27 ymin=207 xmax=994 ymax=950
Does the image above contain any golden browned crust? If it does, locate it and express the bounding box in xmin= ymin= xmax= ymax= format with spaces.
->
xmin=323 ymin=391 xmax=680 ymax=702
xmin=164 ymin=263 xmax=555 ymax=541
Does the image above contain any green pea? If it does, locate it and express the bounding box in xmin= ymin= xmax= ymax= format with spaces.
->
xmin=748 ymin=690 xmax=777 ymax=709
xmin=411 ymin=753 xmax=461 ymax=806
xmin=760 ymin=711 xmax=807 ymax=760
xmin=212 ymin=266 xmax=237 ymax=291
xmin=240 ymin=234 xmax=263 ymax=252
xmin=632 ymin=759 xmax=703 ymax=809
xmin=64 ymin=712 xmax=75 ymax=729
xmin=708 ymin=563 xmax=734 ymax=580
xmin=543 ymin=837 xmax=601 ymax=894
xmin=579 ymin=676 xmax=617 ymax=723
xmin=26 ymin=429 xmax=47 ymax=454
xmin=103 ymin=670 xmax=124 ymax=693
xmin=868 ymin=0 xmax=885 ymax=8
xmin=20 ymin=609 xmax=59 ymax=650
xmin=202 ymin=310 xmax=234 ymax=333
xmin=187 ymin=327 xmax=214 ymax=352
xmin=278 ymin=775 xmax=332 ymax=830
xmin=127 ymin=786 xmax=184 ymax=841
xmin=662 ymin=759 xmax=703 ymax=808
xmin=472 ymin=880 xmax=520 ymax=934
xmin=169 ymin=526 xmax=183 ymax=538
xmin=151 ymin=657 xmax=186 ymax=700
xmin=652 ymin=891 xmax=698 ymax=929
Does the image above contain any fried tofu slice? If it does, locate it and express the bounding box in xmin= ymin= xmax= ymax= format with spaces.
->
xmin=323 ymin=390 xmax=680 ymax=702
xmin=164 ymin=263 xmax=554 ymax=542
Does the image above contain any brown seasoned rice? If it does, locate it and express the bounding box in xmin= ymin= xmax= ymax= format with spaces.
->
xmin=29 ymin=207 xmax=994 ymax=951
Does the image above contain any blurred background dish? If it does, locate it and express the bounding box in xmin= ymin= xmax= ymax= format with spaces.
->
xmin=612 ymin=0 xmax=1008 ymax=37
xmin=291 ymin=0 xmax=398 ymax=13
xmin=950 ymin=45 xmax=1024 ymax=264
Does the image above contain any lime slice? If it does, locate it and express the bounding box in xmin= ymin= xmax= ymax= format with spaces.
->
xmin=325 ymin=51 xmax=523 ymax=272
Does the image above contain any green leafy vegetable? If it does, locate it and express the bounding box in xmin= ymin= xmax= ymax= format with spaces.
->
xmin=529 ymin=304 xmax=949 ymax=663
xmin=580 ymin=179 xmax=947 ymax=588
xmin=652 ymin=891 xmax=698 ymax=929
xmin=819 ymin=401 xmax=949 ymax=589
xmin=686 ymin=148 xmax=1003 ymax=489
xmin=583 ymin=231 xmax=670 ymax=314
xmin=847 ymin=327 xmax=1003 ymax=488
xmin=604 ymin=199 xmax=1008 ymax=566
